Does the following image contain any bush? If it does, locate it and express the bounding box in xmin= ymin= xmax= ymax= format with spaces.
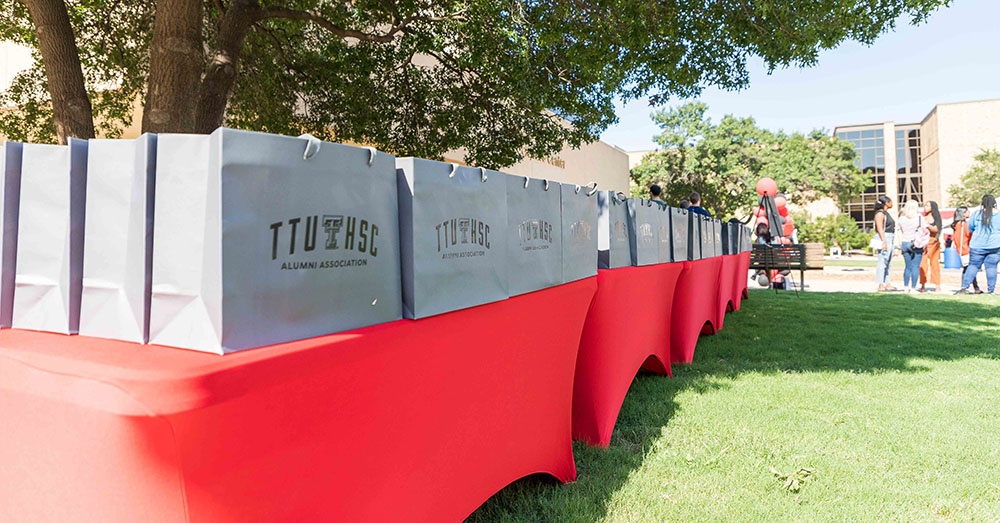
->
xmin=795 ymin=212 xmax=872 ymax=252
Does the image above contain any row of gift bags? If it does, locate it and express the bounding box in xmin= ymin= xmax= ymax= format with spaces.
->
xmin=0 ymin=129 xmax=751 ymax=354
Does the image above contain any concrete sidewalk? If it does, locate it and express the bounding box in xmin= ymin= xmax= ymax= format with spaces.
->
xmin=747 ymin=262 xmax=990 ymax=294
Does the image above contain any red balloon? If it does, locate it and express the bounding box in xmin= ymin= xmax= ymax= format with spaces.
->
xmin=784 ymin=215 xmax=794 ymax=226
xmin=782 ymin=221 xmax=794 ymax=237
xmin=756 ymin=178 xmax=778 ymax=197
xmin=774 ymin=195 xmax=787 ymax=208
xmin=778 ymin=206 xmax=789 ymax=217
xmin=754 ymin=207 xmax=766 ymax=218
xmin=755 ymin=216 xmax=768 ymax=226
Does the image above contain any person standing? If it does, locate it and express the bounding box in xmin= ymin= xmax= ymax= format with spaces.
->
xmin=919 ymin=200 xmax=943 ymax=292
xmin=649 ymin=184 xmax=668 ymax=209
xmin=873 ymin=195 xmax=896 ymax=292
xmin=688 ymin=192 xmax=712 ymax=217
xmin=896 ymin=200 xmax=924 ymax=294
xmin=952 ymin=206 xmax=982 ymax=294
xmin=956 ymin=194 xmax=1000 ymax=294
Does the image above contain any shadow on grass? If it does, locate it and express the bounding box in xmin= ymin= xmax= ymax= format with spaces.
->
xmin=466 ymin=290 xmax=1000 ymax=522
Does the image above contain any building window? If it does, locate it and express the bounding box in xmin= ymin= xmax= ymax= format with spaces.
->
xmin=895 ymin=127 xmax=922 ymax=204
xmin=838 ymin=128 xmax=886 ymax=231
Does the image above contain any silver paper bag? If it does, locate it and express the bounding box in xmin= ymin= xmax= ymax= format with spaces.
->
xmin=80 ymin=134 xmax=156 ymax=343
xmin=627 ymin=198 xmax=659 ymax=266
xmin=597 ymin=191 xmax=631 ymax=269
xmin=507 ymin=175 xmax=562 ymax=295
xmin=560 ymin=182 xmax=598 ymax=283
xmin=13 ymin=139 xmax=88 ymax=334
xmin=397 ymin=158 xmax=507 ymax=318
xmin=150 ymin=129 xmax=402 ymax=354
xmin=669 ymin=207 xmax=689 ymax=262
xmin=0 ymin=142 xmax=22 ymax=327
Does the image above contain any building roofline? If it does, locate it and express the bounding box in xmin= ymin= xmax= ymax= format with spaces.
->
xmin=920 ymin=97 xmax=1000 ymax=124
xmin=832 ymin=122 xmax=888 ymax=133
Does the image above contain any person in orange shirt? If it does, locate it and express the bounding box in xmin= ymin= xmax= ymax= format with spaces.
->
xmin=952 ymin=206 xmax=982 ymax=293
xmin=919 ymin=201 xmax=943 ymax=292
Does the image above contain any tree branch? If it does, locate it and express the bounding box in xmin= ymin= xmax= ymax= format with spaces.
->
xmin=257 ymin=6 xmax=467 ymax=43
xmin=257 ymin=7 xmax=396 ymax=42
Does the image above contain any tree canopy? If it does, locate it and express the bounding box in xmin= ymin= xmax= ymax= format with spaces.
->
xmin=630 ymin=102 xmax=869 ymax=220
xmin=2 ymin=0 xmax=949 ymax=168
xmin=948 ymin=149 xmax=1000 ymax=207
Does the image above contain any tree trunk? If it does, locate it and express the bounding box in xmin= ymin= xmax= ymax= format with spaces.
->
xmin=194 ymin=0 xmax=258 ymax=134
xmin=142 ymin=0 xmax=204 ymax=134
xmin=20 ymin=0 xmax=95 ymax=144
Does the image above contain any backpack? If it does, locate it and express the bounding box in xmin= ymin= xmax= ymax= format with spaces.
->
xmin=913 ymin=215 xmax=930 ymax=249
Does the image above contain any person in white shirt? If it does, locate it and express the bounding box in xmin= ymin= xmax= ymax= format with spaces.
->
xmin=896 ymin=200 xmax=924 ymax=294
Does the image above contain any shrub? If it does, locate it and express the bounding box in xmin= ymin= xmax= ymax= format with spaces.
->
xmin=796 ymin=212 xmax=872 ymax=252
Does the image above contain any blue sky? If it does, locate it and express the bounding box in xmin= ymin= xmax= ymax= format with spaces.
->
xmin=600 ymin=0 xmax=1000 ymax=152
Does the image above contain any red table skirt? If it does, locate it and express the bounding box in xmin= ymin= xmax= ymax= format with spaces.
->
xmin=0 ymin=277 xmax=597 ymax=523
xmin=737 ymin=250 xmax=751 ymax=304
xmin=670 ymin=257 xmax=723 ymax=365
xmin=571 ymin=264 xmax=684 ymax=447
xmin=715 ymin=254 xmax=742 ymax=330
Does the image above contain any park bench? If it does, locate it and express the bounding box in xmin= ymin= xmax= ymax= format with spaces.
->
xmin=749 ymin=242 xmax=825 ymax=289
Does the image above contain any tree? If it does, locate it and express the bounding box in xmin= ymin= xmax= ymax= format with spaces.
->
xmin=949 ymin=149 xmax=1000 ymax=207
xmin=3 ymin=0 xmax=950 ymax=168
xmin=630 ymin=102 xmax=867 ymax=220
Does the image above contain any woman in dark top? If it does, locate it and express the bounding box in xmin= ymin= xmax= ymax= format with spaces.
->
xmin=919 ymin=200 xmax=943 ymax=292
xmin=873 ymin=195 xmax=896 ymax=291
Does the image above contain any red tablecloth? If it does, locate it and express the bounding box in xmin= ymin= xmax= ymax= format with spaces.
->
xmin=669 ymin=257 xmax=723 ymax=365
xmin=0 ymin=277 xmax=596 ymax=523
xmin=571 ymin=264 xmax=684 ymax=447
xmin=737 ymin=251 xmax=751 ymax=304
xmin=715 ymin=254 xmax=741 ymax=330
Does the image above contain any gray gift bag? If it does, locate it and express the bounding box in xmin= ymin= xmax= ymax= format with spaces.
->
xmin=700 ymin=215 xmax=715 ymax=258
xmin=729 ymin=223 xmax=740 ymax=255
xmin=669 ymin=207 xmax=688 ymax=262
xmin=655 ymin=204 xmax=672 ymax=264
xmin=627 ymin=198 xmax=659 ymax=266
xmin=688 ymin=212 xmax=703 ymax=261
xmin=397 ymin=158 xmax=507 ymax=318
xmin=597 ymin=191 xmax=631 ymax=269
xmin=507 ymin=175 xmax=562 ymax=295
xmin=150 ymin=129 xmax=402 ymax=354
xmin=721 ymin=222 xmax=735 ymax=255
xmin=0 ymin=142 xmax=22 ymax=327
xmin=13 ymin=139 xmax=87 ymax=334
xmin=560 ymin=182 xmax=598 ymax=283
xmin=711 ymin=219 xmax=723 ymax=257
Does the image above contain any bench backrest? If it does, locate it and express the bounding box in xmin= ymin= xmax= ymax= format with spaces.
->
xmin=750 ymin=244 xmax=806 ymax=268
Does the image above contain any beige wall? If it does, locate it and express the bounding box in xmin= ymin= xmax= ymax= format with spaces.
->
xmin=921 ymin=99 xmax=1000 ymax=206
xmin=921 ymin=109 xmax=941 ymax=204
xmin=794 ymin=197 xmax=840 ymax=219
xmin=627 ymin=149 xmax=655 ymax=169
xmin=496 ymin=139 xmax=630 ymax=193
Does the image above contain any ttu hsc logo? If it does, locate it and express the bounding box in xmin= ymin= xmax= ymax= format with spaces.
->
xmin=569 ymin=220 xmax=592 ymax=245
xmin=517 ymin=219 xmax=554 ymax=251
xmin=269 ymin=215 xmax=378 ymax=269
xmin=612 ymin=220 xmax=628 ymax=245
xmin=437 ymin=217 xmax=491 ymax=259
xmin=638 ymin=222 xmax=655 ymax=246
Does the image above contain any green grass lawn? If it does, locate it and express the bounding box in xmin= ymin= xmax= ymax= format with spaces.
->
xmin=468 ymin=290 xmax=1000 ymax=522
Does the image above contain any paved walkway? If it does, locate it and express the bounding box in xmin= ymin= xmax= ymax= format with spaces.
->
xmin=747 ymin=256 xmax=993 ymax=294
